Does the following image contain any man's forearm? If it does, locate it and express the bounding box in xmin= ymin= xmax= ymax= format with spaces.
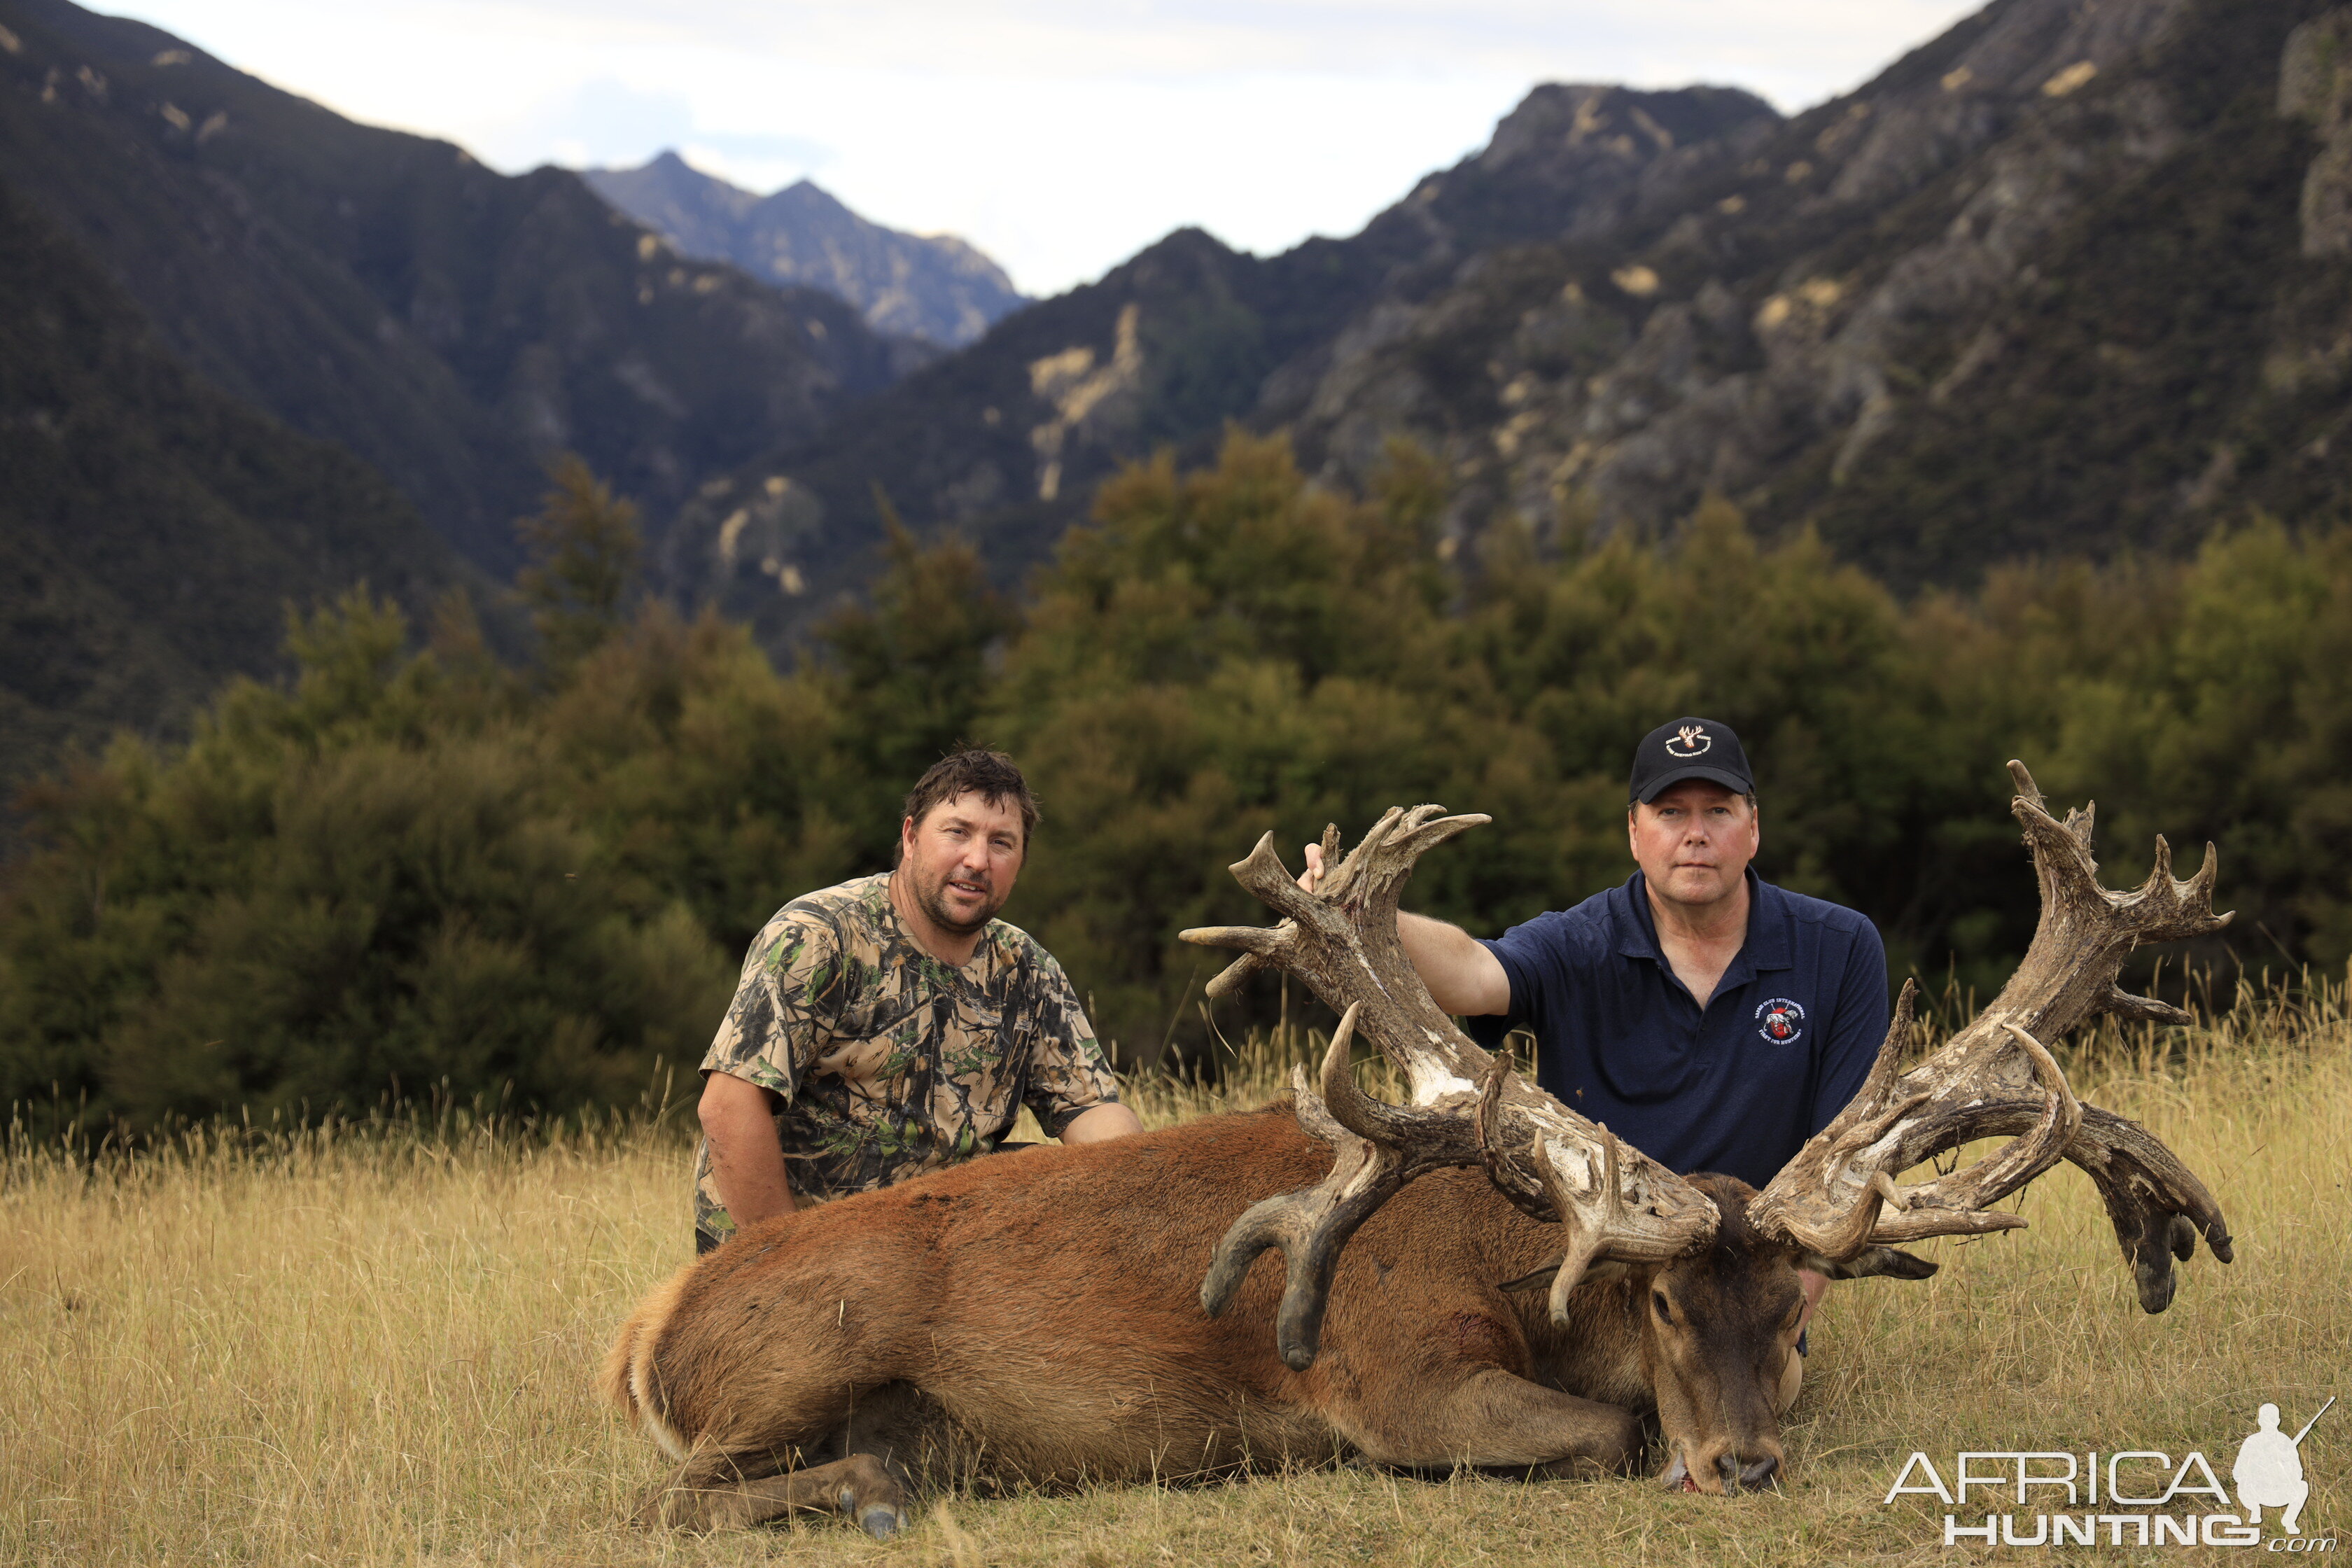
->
xmin=1396 ymin=911 xmax=1512 ymax=1016
xmin=699 ymin=1078 xmax=795 ymax=1228
xmin=1302 ymin=844 xmax=1508 ymax=1017
xmin=1060 ymin=1102 xmax=1144 ymax=1143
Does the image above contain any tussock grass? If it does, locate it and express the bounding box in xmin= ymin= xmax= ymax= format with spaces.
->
xmin=4 ymin=979 xmax=2347 ymax=1565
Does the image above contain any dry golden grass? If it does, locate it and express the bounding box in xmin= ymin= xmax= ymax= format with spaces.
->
xmin=4 ymin=981 xmax=2347 ymax=1567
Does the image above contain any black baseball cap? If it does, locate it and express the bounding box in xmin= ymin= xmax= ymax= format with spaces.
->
xmin=1629 ymin=717 xmax=1754 ymax=804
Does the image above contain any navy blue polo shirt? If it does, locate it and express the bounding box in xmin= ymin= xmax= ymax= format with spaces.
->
xmin=1466 ymin=871 xmax=1886 ymax=1189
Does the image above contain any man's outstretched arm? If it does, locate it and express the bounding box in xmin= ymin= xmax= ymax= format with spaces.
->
xmin=1302 ymin=843 xmax=1511 ymax=1017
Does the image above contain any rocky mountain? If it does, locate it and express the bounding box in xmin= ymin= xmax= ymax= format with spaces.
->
xmin=1280 ymin=0 xmax=2352 ymax=587
xmin=691 ymin=0 xmax=2352 ymax=638
xmin=0 ymin=0 xmax=923 ymax=580
xmin=660 ymin=83 xmax=1780 ymax=646
xmin=584 ymin=152 xmax=1028 ymax=347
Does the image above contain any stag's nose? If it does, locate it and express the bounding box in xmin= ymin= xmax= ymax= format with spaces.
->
xmin=1719 ymin=1451 xmax=1781 ymax=1492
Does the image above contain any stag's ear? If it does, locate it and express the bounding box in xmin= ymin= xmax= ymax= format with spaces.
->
xmin=1802 ymin=1246 xmax=1938 ymax=1282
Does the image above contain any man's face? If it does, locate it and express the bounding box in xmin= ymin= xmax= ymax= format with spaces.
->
xmin=1629 ymin=781 xmax=1759 ymax=911
xmin=898 ymin=791 xmax=1026 ymax=937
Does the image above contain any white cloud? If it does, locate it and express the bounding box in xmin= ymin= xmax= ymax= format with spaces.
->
xmin=108 ymin=0 xmax=1985 ymax=296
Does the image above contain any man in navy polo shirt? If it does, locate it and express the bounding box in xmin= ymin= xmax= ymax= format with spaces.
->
xmin=1302 ymin=716 xmax=1886 ymax=1354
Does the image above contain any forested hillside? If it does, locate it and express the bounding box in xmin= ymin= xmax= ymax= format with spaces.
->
xmin=8 ymin=438 xmax=2346 ymax=1128
xmin=0 ymin=0 xmax=936 ymax=797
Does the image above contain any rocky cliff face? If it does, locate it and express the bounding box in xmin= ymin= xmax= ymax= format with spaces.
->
xmin=2284 ymin=7 xmax=2352 ymax=256
xmin=584 ymin=153 xmax=1028 ymax=348
xmin=1283 ymin=0 xmax=2348 ymax=584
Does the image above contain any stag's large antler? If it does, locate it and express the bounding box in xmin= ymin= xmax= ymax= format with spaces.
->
xmin=1182 ymin=806 xmax=1721 ymax=1370
xmin=1748 ymin=761 xmax=2234 ymax=1312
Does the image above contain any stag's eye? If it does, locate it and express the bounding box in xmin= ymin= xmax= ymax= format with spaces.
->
xmin=1651 ymin=1290 xmax=1673 ymax=1324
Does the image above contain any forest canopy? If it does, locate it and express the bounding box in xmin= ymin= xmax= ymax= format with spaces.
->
xmin=6 ymin=433 xmax=2349 ymax=1128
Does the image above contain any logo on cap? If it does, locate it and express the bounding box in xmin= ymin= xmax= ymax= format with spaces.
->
xmin=1666 ymin=724 xmax=1712 ymax=759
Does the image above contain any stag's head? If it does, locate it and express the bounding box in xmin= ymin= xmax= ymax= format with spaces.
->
xmin=1182 ymin=763 xmax=2235 ymax=1496
xmin=1560 ymin=1172 xmax=1933 ymax=1493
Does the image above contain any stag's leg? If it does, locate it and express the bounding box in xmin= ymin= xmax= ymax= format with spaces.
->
xmin=635 ymin=1443 xmax=908 ymax=1537
xmin=1343 ymin=1364 xmax=1644 ymax=1478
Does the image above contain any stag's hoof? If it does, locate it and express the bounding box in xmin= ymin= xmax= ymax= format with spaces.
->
xmin=858 ymin=1504 xmax=903 ymax=1540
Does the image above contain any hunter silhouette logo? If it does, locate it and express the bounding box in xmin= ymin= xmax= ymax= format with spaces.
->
xmin=1756 ymin=997 xmax=1806 ymax=1044
xmin=1665 ymin=724 xmax=1711 ymax=758
xmin=2238 ymin=1397 xmax=2333 ymax=1535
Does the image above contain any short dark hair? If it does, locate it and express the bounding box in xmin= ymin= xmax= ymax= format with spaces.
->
xmin=898 ymin=750 xmax=1039 ymax=862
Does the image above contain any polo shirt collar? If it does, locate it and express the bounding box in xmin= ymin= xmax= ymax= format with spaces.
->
xmin=1611 ymin=869 xmax=1794 ymax=974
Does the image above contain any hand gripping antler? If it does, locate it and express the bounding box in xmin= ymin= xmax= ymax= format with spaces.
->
xmin=1182 ymin=806 xmax=1721 ymax=1369
xmin=1747 ymin=762 xmax=2234 ymax=1312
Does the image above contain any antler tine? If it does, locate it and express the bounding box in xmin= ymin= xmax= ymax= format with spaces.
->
xmin=1750 ymin=762 xmax=2233 ymax=1312
xmin=1189 ymin=808 xmax=1720 ymax=1368
xmin=1199 ymin=1004 xmax=1486 ymax=1369
xmin=1532 ymin=1125 xmax=1623 ymax=1325
xmin=1861 ymin=1022 xmax=2078 ymax=1244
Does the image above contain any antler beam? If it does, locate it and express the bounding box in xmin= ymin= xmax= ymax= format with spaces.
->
xmin=1748 ymin=762 xmax=2234 ymax=1311
xmin=1184 ymin=806 xmax=1720 ymax=1368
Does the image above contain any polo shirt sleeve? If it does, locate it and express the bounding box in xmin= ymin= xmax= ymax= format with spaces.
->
xmin=1808 ymin=916 xmax=1890 ymax=1138
xmin=698 ymin=906 xmax=849 ymax=1102
xmin=1470 ymin=911 xmax=1572 ymax=1040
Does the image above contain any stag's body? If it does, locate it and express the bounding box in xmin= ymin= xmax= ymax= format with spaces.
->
xmin=604 ymin=1105 xmax=1695 ymax=1530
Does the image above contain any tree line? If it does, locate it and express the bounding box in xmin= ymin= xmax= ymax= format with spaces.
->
xmin=5 ymin=437 xmax=2348 ymax=1129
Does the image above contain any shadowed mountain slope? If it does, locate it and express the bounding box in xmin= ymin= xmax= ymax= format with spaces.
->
xmin=584 ymin=153 xmax=1028 ymax=348
xmin=0 ymin=174 xmax=461 ymax=801
xmin=0 ymin=0 xmax=922 ymax=576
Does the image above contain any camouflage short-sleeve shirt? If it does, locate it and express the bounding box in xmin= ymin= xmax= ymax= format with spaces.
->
xmin=694 ymin=873 xmax=1120 ymax=1245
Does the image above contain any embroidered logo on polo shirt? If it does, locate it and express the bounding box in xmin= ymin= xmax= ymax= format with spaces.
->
xmin=1666 ymin=724 xmax=1712 ymax=757
xmin=1756 ymin=997 xmax=1806 ymax=1044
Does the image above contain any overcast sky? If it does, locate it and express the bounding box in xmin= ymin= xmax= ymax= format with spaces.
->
xmin=109 ymin=0 xmax=1984 ymax=298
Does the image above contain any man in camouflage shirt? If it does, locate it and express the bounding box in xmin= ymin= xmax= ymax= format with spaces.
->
xmin=693 ymin=750 xmax=1141 ymax=1252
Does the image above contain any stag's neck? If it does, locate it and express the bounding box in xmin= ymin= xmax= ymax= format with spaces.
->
xmin=1522 ymin=1275 xmax=1653 ymax=1413
xmin=1420 ymin=1170 xmax=1656 ymax=1413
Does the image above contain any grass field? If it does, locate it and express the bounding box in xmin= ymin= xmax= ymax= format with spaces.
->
xmin=4 ymin=981 xmax=2346 ymax=1567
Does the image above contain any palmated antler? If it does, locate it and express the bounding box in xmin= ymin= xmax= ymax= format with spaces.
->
xmin=1747 ymin=761 xmax=2234 ymax=1312
xmin=1182 ymin=806 xmax=1721 ymax=1369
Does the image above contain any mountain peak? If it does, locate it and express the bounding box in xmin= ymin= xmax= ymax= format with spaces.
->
xmin=584 ymin=154 xmax=1026 ymax=346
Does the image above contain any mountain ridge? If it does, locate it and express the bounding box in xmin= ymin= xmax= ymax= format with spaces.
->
xmin=583 ymin=152 xmax=1028 ymax=348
